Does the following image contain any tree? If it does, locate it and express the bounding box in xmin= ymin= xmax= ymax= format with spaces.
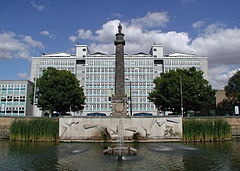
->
xmin=216 ymin=98 xmax=234 ymax=116
xmin=149 ymin=67 xmax=215 ymax=116
xmin=36 ymin=67 xmax=85 ymax=115
xmin=225 ymin=70 xmax=240 ymax=104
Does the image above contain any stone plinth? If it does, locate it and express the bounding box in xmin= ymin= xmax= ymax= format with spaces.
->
xmin=111 ymin=100 xmax=128 ymax=117
xmin=59 ymin=116 xmax=183 ymax=142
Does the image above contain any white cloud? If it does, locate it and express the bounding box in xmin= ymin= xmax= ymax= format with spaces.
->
xmin=0 ymin=31 xmax=44 ymax=59
xmin=192 ymin=21 xmax=205 ymax=29
xmin=69 ymin=11 xmax=240 ymax=89
xmin=203 ymin=23 xmax=225 ymax=35
xmin=30 ymin=1 xmax=44 ymax=11
xmin=40 ymin=30 xmax=53 ymax=38
xmin=192 ymin=28 xmax=240 ymax=65
xmin=208 ymin=65 xmax=239 ymax=89
xmin=131 ymin=11 xmax=169 ymax=28
xmin=95 ymin=20 xmax=120 ymax=43
xmin=18 ymin=72 xmax=28 ymax=79
xmin=69 ymin=29 xmax=93 ymax=42
xmin=21 ymin=35 xmax=44 ymax=48
xmin=40 ymin=30 xmax=50 ymax=36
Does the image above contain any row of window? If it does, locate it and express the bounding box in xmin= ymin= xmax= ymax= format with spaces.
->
xmin=0 ymin=90 xmax=26 ymax=95
xmin=84 ymin=74 xmax=154 ymax=82
xmin=38 ymin=67 xmax=75 ymax=76
xmin=0 ymin=96 xmax=26 ymax=101
xmin=164 ymin=67 xmax=201 ymax=73
xmin=86 ymin=60 xmax=154 ymax=67
xmin=39 ymin=59 xmax=75 ymax=66
xmin=1 ymin=102 xmax=26 ymax=106
xmin=0 ymin=112 xmax=25 ymax=116
xmin=0 ymin=106 xmax=25 ymax=116
xmin=0 ymin=84 xmax=26 ymax=88
xmin=164 ymin=59 xmax=201 ymax=66
xmin=0 ymin=106 xmax=25 ymax=111
xmin=87 ymin=60 xmax=114 ymax=67
xmin=85 ymin=67 xmax=154 ymax=73
xmin=84 ymin=82 xmax=153 ymax=88
xmin=85 ymin=89 xmax=152 ymax=96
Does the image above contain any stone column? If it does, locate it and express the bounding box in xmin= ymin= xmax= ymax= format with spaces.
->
xmin=112 ymin=24 xmax=128 ymax=117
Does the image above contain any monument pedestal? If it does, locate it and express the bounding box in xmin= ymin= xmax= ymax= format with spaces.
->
xmin=111 ymin=99 xmax=128 ymax=117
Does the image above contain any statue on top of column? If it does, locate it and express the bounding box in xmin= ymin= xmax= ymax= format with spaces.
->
xmin=118 ymin=23 xmax=122 ymax=33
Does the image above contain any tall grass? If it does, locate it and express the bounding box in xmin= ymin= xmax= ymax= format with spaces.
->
xmin=10 ymin=118 xmax=59 ymax=142
xmin=183 ymin=118 xmax=231 ymax=142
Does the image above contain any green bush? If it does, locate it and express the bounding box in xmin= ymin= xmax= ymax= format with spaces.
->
xmin=183 ymin=118 xmax=231 ymax=142
xmin=10 ymin=118 xmax=59 ymax=142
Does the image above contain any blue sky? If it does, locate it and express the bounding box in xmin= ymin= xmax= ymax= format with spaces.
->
xmin=0 ymin=0 xmax=240 ymax=89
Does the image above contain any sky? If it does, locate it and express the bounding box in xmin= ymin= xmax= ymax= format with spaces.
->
xmin=0 ymin=0 xmax=240 ymax=90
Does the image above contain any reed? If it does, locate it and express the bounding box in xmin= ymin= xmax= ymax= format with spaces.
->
xmin=183 ymin=118 xmax=231 ymax=142
xmin=10 ymin=118 xmax=59 ymax=142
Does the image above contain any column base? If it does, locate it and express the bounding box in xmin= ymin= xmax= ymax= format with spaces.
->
xmin=111 ymin=101 xmax=128 ymax=117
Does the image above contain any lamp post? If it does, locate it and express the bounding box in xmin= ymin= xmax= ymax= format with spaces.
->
xmin=33 ymin=78 xmax=37 ymax=116
xmin=125 ymin=78 xmax=133 ymax=116
xmin=129 ymin=80 xmax=133 ymax=116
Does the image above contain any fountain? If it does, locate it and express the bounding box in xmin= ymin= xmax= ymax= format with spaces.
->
xmin=103 ymin=120 xmax=137 ymax=160
xmin=58 ymin=23 xmax=183 ymax=143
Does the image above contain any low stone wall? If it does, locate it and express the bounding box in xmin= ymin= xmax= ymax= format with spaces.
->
xmin=1 ymin=116 xmax=240 ymax=141
xmin=225 ymin=117 xmax=240 ymax=137
xmin=0 ymin=117 xmax=17 ymax=139
xmin=59 ymin=116 xmax=183 ymax=142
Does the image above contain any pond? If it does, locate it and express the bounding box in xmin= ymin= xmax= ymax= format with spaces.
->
xmin=0 ymin=140 xmax=240 ymax=170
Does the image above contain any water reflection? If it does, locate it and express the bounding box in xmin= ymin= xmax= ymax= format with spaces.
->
xmin=0 ymin=140 xmax=240 ymax=170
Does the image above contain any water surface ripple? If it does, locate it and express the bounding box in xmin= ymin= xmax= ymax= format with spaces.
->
xmin=0 ymin=140 xmax=240 ymax=170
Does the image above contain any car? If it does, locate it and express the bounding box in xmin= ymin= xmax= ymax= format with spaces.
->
xmin=86 ymin=113 xmax=107 ymax=116
xmin=133 ymin=113 xmax=153 ymax=117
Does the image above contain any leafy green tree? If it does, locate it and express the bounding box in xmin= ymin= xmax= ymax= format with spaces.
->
xmin=216 ymin=98 xmax=234 ymax=116
xmin=36 ymin=67 xmax=85 ymax=115
xmin=149 ymin=67 xmax=215 ymax=116
xmin=225 ymin=70 xmax=240 ymax=104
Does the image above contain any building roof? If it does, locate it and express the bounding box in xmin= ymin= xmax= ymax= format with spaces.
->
xmin=42 ymin=52 xmax=71 ymax=57
xmin=91 ymin=52 xmax=107 ymax=56
xmin=167 ymin=52 xmax=196 ymax=57
xmin=133 ymin=52 xmax=149 ymax=56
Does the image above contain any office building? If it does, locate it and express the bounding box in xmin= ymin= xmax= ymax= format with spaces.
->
xmin=31 ymin=42 xmax=207 ymax=116
xmin=0 ymin=80 xmax=34 ymax=117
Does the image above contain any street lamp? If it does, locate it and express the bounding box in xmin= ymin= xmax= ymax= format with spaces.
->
xmin=180 ymin=75 xmax=183 ymax=117
xmin=129 ymin=80 xmax=133 ymax=116
xmin=33 ymin=78 xmax=37 ymax=116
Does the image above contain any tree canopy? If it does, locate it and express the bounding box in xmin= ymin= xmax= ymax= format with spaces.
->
xmin=36 ymin=67 xmax=85 ymax=115
xmin=225 ymin=70 xmax=240 ymax=105
xmin=149 ymin=67 xmax=215 ymax=116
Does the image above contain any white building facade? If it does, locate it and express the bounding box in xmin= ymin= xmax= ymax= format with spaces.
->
xmin=31 ymin=44 xmax=208 ymax=116
xmin=0 ymin=80 xmax=34 ymax=117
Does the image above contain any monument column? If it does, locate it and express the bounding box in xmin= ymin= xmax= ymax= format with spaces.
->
xmin=112 ymin=23 xmax=128 ymax=117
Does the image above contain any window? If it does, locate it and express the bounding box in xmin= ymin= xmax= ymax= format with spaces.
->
xmin=76 ymin=60 xmax=86 ymax=65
